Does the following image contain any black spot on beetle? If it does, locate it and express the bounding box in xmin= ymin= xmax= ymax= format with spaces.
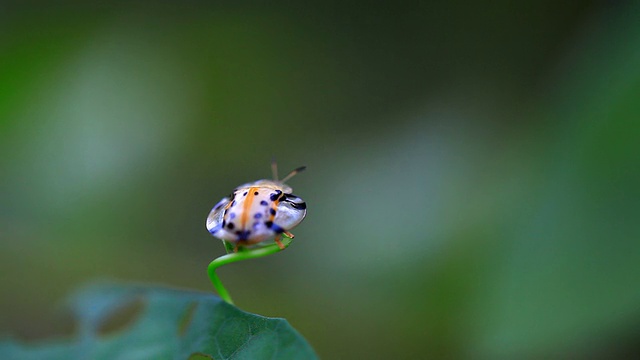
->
xmin=289 ymin=201 xmax=307 ymax=210
xmin=227 ymin=222 xmax=235 ymax=230
xmin=235 ymin=230 xmax=251 ymax=240
xmin=243 ymin=192 xmax=248 ymax=196
xmin=260 ymin=200 xmax=268 ymax=206
xmin=271 ymin=223 xmax=285 ymax=233
xmin=269 ymin=193 xmax=278 ymax=201
xmin=269 ymin=208 xmax=276 ymax=216
xmin=254 ymin=191 xmax=259 ymax=195
xmin=208 ymin=226 xmax=220 ymax=235
xmin=265 ymin=220 xmax=273 ymax=228
xmin=254 ymin=213 xmax=262 ymax=219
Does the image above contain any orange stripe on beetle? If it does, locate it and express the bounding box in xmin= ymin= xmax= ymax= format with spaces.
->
xmin=268 ymin=190 xmax=283 ymax=220
xmin=269 ymin=204 xmax=277 ymax=221
xmin=241 ymin=187 xmax=259 ymax=228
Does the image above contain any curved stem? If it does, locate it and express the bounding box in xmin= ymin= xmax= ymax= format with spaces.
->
xmin=207 ymin=236 xmax=293 ymax=305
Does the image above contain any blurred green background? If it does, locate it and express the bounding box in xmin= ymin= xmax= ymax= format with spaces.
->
xmin=2 ymin=1 xmax=640 ymax=359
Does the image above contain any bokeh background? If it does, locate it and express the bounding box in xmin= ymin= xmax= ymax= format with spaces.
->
xmin=2 ymin=1 xmax=640 ymax=359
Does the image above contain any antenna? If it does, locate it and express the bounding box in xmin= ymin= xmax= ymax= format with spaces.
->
xmin=271 ymin=157 xmax=279 ymax=181
xmin=280 ymin=166 xmax=307 ymax=183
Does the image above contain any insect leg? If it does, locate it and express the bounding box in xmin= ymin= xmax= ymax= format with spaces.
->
xmin=274 ymin=235 xmax=285 ymax=250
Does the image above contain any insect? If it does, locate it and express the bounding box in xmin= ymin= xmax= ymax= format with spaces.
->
xmin=206 ymin=161 xmax=307 ymax=252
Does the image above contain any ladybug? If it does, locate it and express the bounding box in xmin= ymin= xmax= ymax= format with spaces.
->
xmin=206 ymin=162 xmax=307 ymax=252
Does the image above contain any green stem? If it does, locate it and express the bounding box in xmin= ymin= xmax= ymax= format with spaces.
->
xmin=207 ymin=237 xmax=293 ymax=305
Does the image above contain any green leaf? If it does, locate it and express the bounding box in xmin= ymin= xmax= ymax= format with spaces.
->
xmin=0 ymin=283 xmax=317 ymax=360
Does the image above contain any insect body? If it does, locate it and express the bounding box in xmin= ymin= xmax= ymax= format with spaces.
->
xmin=206 ymin=163 xmax=307 ymax=251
